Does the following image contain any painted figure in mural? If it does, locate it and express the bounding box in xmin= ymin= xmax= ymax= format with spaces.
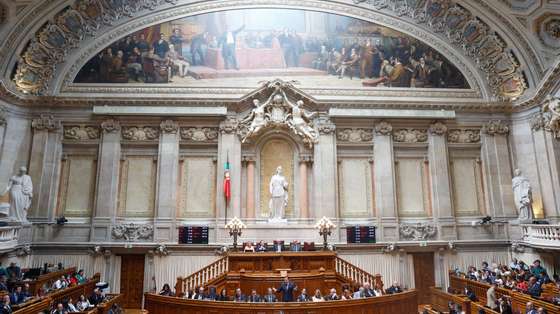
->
xmin=269 ymin=166 xmax=288 ymax=220
xmin=512 ymin=169 xmax=534 ymax=222
xmin=3 ymin=167 xmax=33 ymax=222
xmin=219 ymin=24 xmax=245 ymax=70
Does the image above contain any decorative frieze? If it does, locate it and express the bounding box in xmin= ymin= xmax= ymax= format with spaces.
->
xmin=121 ymin=126 xmax=159 ymax=141
xmin=374 ymin=121 xmax=393 ymax=135
xmin=393 ymin=129 xmax=428 ymax=143
xmin=111 ymin=223 xmax=153 ymax=241
xmin=336 ymin=128 xmax=373 ymax=143
xmin=101 ymin=119 xmax=120 ymax=133
xmin=159 ymin=120 xmax=178 ymax=134
xmin=180 ymin=127 xmax=219 ymax=142
xmin=63 ymin=125 xmax=100 ymax=140
xmin=482 ymin=120 xmax=509 ymax=136
xmin=31 ymin=114 xmax=61 ymax=131
xmin=447 ymin=129 xmax=481 ymax=143
xmin=219 ymin=116 xmax=238 ymax=134
xmin=399 ymin=223 xmax=437 ymax=240
xmin=428 ymin=122 xmax=448 ymax=135
xmin=315 ymin=117 xmax=336 ymax=135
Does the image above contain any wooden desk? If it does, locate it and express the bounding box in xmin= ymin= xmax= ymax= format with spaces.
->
xmin=429 ymin=287 xmax=471 ymax=313
xmin=96 ymin=293 xmax=124 ymax=314
xmin=15 ymin=267 xmax=77 ymax=295
xmin=145 ymin=290 xmax=418 ymax=314
xmin=13 ymin=297 xmax=51 ymax=314
xmin=227 ymin=251 xmax=337 ymax=273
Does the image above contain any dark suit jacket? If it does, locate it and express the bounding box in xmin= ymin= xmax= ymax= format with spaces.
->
xmin=263 ymin=294 xmax=277 ymax=302
xmin=234 ymin=294 xmax=246 ymax=302
xmin=247 ymin=294 xmax=261 ymax=302
xmin=277 ymin=282 xmax=297 ymax=302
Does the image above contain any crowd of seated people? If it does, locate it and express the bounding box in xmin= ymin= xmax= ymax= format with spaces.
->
xmin=45 ymin=288 xmax=117 ymax=314
xmin=453 ymin=259 xmax=560 ymax=312
xmin=242 ymin=240 xmax=314 ymax=252
xmin=160 ymin=277 xmax=403 ymax=303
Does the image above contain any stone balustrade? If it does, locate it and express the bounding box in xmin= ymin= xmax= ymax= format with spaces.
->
xmin=521 ymin=224 xmax=560 ymax=248
xmin=0 ymin=225 xmax=20 ymax=250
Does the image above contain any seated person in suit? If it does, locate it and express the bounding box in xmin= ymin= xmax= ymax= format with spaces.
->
xmin=206 ymin=286 xmax=218 ymax=301
xmin=89 ymin=288 xmax=105 ymax=306
xmin=263 ymin=287 xmax=277 ymax=303
xmin=353 ymin=287 xmax=365 ymax=299
xmin=217 ymin=288 xmax=229 ymax=301
xmin=273 ymin=241 xmax=284 ymax=252
xmin=243 ymin=242 xmax=255 ymax=253
xmin=341 ymin=288 xmax=353 ymax=300
xmin=193 ymin=286 xmax=206 ymax=300
xmin=233 ymin=288 xmax=246 ymax=302
xmin=6 ymin=263 xmax=20 ymax=281
xmin=290 ymin=241 xmax=302 ymax=252
xmin=247 ymin=289 xmax=261 ymax=303
xmin=255 ymin=240 xmax=267 ymax=252
xmin=9 ymin=286 xmax=26 ymax=304
xmin=324 ymin=288 xmax=339 ymax=301
xmin=385 ymin=281 xmax=402 ymax=294
xmin=296 ymin=288 xmax=310 ymax=302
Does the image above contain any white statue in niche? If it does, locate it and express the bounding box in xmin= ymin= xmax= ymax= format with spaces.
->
xmin=269 ymin=166 xmax=288 ymax=222
xmin=2 ymin=166 xmax=33 ymax=222
xmin=512 ymin=169 xmax=534 ymax=223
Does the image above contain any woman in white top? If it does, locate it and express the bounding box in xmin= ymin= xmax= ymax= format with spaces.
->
xmin=76 ymin=295 xmax=91 ymax=311
xmin=243 ymin=242 xmax=255 ymax=253
xmin=311 ymin=289 xmax=324 ymax=302
xmin=66 ymin=297 xmax=78 ymax=312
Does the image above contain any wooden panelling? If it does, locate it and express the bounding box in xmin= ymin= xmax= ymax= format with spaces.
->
xmin=145 ymin=290 xmax=418 ymax=314
xmin=120 ymin=254 xmax=145 ymax=308
xmin=413 ymin=253 xmax=435 ymax=304
xmin=227 ymin=252 xmax=336 ymax=273
xmin=429 ymin=287 xmax=470 ymax=313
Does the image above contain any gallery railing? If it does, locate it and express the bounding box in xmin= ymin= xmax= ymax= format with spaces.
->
xmin=334 ymin=256 xmax=382 ymax=289
xmin=175 ymin=256 xmax=228 ymax=295
xmin=521 ymin=224 xmax=560 ymax=248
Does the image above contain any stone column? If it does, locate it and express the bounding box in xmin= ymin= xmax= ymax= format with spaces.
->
xmin=155 ymin=120 xmax=180 ymax=242
xmin=428 ymin=122 xmax=455 ymax=240
xmin=0 ymin=108 xmax=6 ymax=161
xmin=28 ymin=115 xmax=62 ymax=222
xmin=373 ymin=121 xmax=398 ymax=241
xmin=529 ymin=112 xmax=560 ymax=221
xmin=312 ymin=117 xmax=337 ymax=219
xmin=244 ymin=156 xmax=255 ymax=219
xmin=299 ymin=156 xmax=311 ymax=219
xmin=217 ymin=116 xmax=242 ymax=219
xmin=481 ymin=120 xmax=516 ymax=218
xmin=92 ymin=119 xmax=121 ymax=241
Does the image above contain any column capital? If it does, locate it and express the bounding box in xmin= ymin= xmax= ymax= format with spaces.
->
xmin=160 ymin=120 xmax=179 ymax=134
xmin=429 ymin=121 xmax=448 ymax=136
xmin=219 ymin=116 xmax=238 ymax=134
xmin=482 ymin=120 xmax=509 ymax=136
xmin=31 ymin=114 xmax=61 ymax=132
xmin=374 ymin=121 xmax=393 ymax=135
xmin=316 ymin=117 xmax=336 ymax=135
xmin=242 ymin=155 xmax=255 ymax=163
xmin=299 ymin=155 xmax=313 ymax=163
xmin=101 ymin=119 xmax=121 ymax=134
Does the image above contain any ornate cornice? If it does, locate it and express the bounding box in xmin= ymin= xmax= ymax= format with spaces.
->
xmin=482 ymin=120 xmax=509 ymax=136
xmin=31 ymin=114 xmax=61 ymax=131
xmin=374 ymin=121 xmax=393 ymax=136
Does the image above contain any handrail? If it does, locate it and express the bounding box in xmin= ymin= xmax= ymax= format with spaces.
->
xmin=334 ymin=256 xmax=383 ymax=289
xmin=521 ymin=224 xmax=560 ymax=247
xmin=175 ymin=256 xmax=228 ymax=296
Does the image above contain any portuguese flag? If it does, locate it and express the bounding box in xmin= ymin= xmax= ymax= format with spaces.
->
xmin=224 ymin=155 xmax=231 ymax=202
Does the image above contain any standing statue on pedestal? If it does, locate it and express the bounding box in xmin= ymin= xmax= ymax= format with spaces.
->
xmin=512 ymin=169 xmax=533 ymax=223
xmin=269 ymin=166 xmax=288 ymax=222
xmin=2 ymin=167 xmax=33 ymax=222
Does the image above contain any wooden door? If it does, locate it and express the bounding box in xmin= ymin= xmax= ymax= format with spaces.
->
xmin=120 ymin=254 xmax=145 ymax=308
xmin=413 ymin=252 xmax=435 ymax=305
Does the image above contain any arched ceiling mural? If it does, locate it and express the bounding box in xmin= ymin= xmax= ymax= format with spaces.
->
xmin=0 ymin=0 xmax=556 ymax=109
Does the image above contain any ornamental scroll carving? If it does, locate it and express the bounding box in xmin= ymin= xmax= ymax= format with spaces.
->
xmin=482 ymin=120 xmax=509 ymax=136
xmin=219 ymin=116 xmax=238 ymax=134
xmin=63 ymin=125 xmax=100 ymax=140
xmin=122 ymin=126 xmax=159 ymax=141
xmin=101 ymin=119 xmax=120 ymax=133
xmin=375 ymin=121 xmax=393 ymax=135
xmin=352 ymin=0 xmax=527 ymax=100
xmin=180 ymin=127 xmax=219 ymax=142
xmin=393 ymin=129 xmax=428 ymax=143
xmin=429 ymin=122 xmax=448 ymax=135
xmin=160 ymin=120 xmax=178 ymax=134
xmin=399 ymin=223 xmax=437 ymax=241
xmin=13 ymin=0 xmax=178 ymax=94
xmin=336 ymin=128 xmax=373 ymax=142
xmin=447 ymin=129 xmax=481 ymax=143
xmin=31 ymin=114 xmax=61 ymax=131
xmin=111 ymin=223 xmax=153 ymax=241
xmin=238 ymin=80 xmax=319 ymax=147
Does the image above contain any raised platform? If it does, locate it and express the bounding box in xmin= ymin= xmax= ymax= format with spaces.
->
xmin=187 ymin=66 xmax=327 ymax=79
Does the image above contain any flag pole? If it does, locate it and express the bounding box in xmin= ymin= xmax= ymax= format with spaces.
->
xmin=224 ymin=150 xmax=229 ymax=225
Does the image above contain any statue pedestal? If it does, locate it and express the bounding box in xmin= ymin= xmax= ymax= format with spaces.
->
xmin=267 ymin=217 xmax=288 ymax=224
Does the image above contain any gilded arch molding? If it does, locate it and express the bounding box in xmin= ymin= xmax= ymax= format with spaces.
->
xmin=3 ymin=0 xmax=535 ymax=101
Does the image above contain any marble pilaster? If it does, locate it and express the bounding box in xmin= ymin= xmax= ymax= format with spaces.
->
xmin=92 ymin=119 xmax=121 ymax=240
xmin=244 ymin=157 xmax=255 ymax=219
xmin=155 ymin=120 xmax=180 ymax=241
xmin=299 ymin=157 xmax=311 ymax=219
xmin=530 ymin=114 xmax=560 ymax=221
xmin=28 ymin=115 xmax=62 ymax=221
xmin=428 ymin=122 xmax=455 ymax=240
xmin=217 ymin=116 xmax=242 ymax=219
xmin=312 ymin=117 xmax=337 ymax=219
xmin=373 ymin=121 xmax=398 ymax=241
xmin=481 ymin=120 xmax=516 ymax=218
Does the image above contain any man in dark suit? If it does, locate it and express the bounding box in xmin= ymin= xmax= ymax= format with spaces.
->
xmin=153 ymin=33 xmax=170 ymax=59
xmin=263 ymin=288 xmax=277 ymax=302
xmin=6 ymin=263 xmax=20 ymax=281
xmin=363 ymin=282 xmax=375 ymax=297
xmin=219 ymin=24 xmax=245 ymax=70
xmin=385 ymin=281 xmax=402 ymax=294
xmin=247 ymin=289 xmax=261 ymax=303
xmin=296 ymin=288 xmax=310 ymax=302
xmin=193 ymin=287 xmax=206 ymax=300
xmin=0 ymin=295 xmax=11 ymax=314
xmin=233 ymin=288 xmax=246 ymax=302
xmin=9 ymin=286 xmax=25 ymax=305
xmin=274 ymin=277 xmax=297 ymax=302
xmin=89 ymin=288 xmax=104 ymax=306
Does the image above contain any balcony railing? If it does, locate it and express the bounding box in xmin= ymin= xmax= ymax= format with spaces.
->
xmin=521 ymin=224 xmax=560 ymax=248
xmin=0 ymin=225 xmax=20 ymax=250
